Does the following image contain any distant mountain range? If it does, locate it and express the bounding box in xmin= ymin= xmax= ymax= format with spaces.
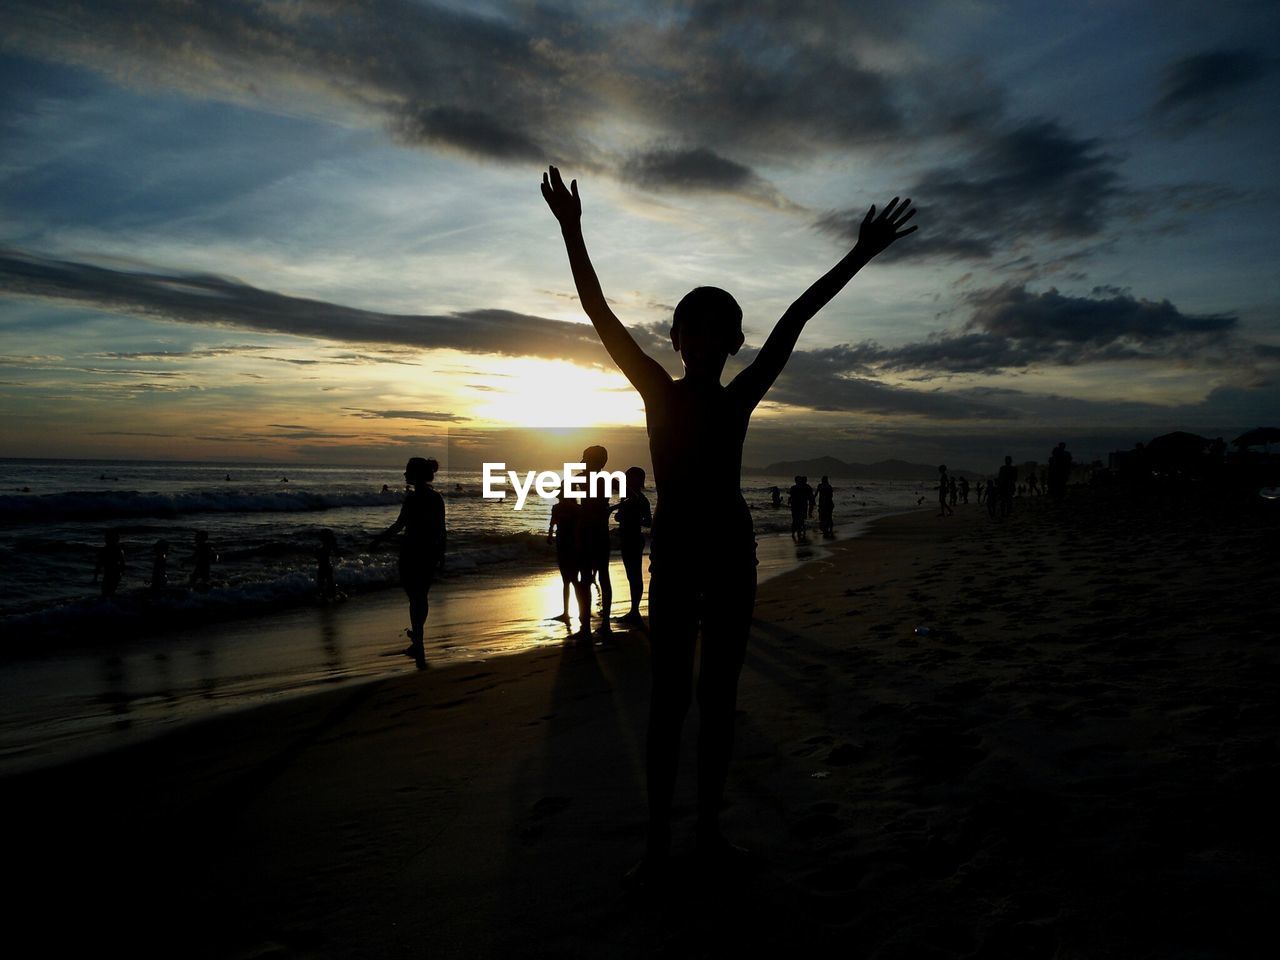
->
xmin=744 ymin=456 xmax=981 ymax=480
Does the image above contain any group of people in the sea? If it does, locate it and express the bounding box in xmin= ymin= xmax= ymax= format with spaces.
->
xmin=769 ymin=475 xmax=837 ymax=541
xmin=93 ymin=528 xmax=220 ymax=598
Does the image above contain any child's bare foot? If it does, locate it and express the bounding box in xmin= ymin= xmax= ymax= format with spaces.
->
xmin=551 ymin=612 xmax=571 ymax=622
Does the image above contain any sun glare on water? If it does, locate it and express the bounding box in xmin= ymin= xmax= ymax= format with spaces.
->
xmin=467 ymin=358 xmax=645 ymax=429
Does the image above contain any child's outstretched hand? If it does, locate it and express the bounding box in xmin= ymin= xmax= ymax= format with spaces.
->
xmin=856 ymin=197 xmax=917 ymax=259
xmin=541 ymin=165 xmax=581 ymax=226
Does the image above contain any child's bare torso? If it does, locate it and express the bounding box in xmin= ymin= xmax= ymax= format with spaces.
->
xmin=645 ymin=377 xmax=754 ymax=552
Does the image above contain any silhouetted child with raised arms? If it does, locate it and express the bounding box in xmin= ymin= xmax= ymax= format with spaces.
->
xmin=372 ymin=457 xmax=446 ymax=660
xmin=542 ymin=164 xmax=916 ymax=881
xmin=613 ymin=466 xmax=652 ymax=626
xmin=575 ymin=444 xmax=613 ymax=639
xmin=93 ymin=530 xmax=125 ymax=598
xmin=189 ymin=530 xmax=217 ymax=589
xmin=548 ymin=486 xmax=579 ymax=623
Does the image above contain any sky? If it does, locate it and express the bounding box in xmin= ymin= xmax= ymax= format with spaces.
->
xmin=1 ymin=0 xmax=1277 ymax=472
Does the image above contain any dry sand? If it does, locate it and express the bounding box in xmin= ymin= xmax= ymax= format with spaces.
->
xmin=8 ymin=490 xmax=1278 ymax=959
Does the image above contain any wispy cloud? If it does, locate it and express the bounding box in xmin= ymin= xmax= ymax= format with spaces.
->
xmin=0 ymin=246 xmax=612 ymax=367
xmin=1154 ymin=48 xmax=1276 ymax=130
xmin=816 ymin=120 xmax=1123 ymax=262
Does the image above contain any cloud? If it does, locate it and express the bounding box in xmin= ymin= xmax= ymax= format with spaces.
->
xmin=343 ymin=408 xmax=469 ymax=423
xmin=93 ymin=346 xmax=269 ymax=360
xmin=2 ymin=245 xmax=1029 ymax=422
xmin=0 ymin=246 xmax=612 ymax=367
xmin=622 ymin=147 xmax=755 ymax=192
xmin=800 ymin=284 xmax=1243 ymax=377
xmin=1154 ymin=48 xmax=1275 ymax=128
xmin=733 ymin=343 xmax=1011 ymax=420
xmin=816 ymin=119 xmax=1123 ymax=262
xmin=964 ymin=284 xmax=1236 ymax=345
xmin=2 ymin=0 xmax=913 ymax=199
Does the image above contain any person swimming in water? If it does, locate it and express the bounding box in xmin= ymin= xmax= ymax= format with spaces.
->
xmin=542 ymin=164 xmax=916 ymax=881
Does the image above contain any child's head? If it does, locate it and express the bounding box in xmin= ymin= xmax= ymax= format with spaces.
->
xmin=625 ymin=466 xmax=646 ymax=491
xmin=671 ymin=286 xmax=744 ymax=374
xmin=939 ymin=464 xmax=947 ymax=474
xmin=320 ymin=529 xmax=336 ymax=547
xmin=405 ymin=456 xmax=439 ymax=486
xmin=581 ymin=445 xmax=608 ymax=473
xmin=153 ymin=539 xmax=168 ymax=555
xmin=106 ymin=530 xmax=120 ymax=545
xmin=195 ymin=530 xmax=207 ymax=543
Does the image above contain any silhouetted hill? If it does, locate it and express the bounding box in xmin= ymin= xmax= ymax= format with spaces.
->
xmin=745 ymin=456 xmax=980 ymax=480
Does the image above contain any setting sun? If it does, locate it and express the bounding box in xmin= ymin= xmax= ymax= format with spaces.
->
xmin=466 ymin=357 xmax=646 ymax=429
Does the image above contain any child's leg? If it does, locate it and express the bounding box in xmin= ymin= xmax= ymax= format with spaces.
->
xmin=575 ymin=566 xmax=593 ymax=635
xmin=644 ymin=570 xmax=698 ymax=857
xmin=597 ymin=548 xmax=612 ymax=624
xmin=408 ymin=585 xmax=429 ymax=643
xmin=622 ymin=545 xmax=642 ymax=614
xmin=695 ymin=567 xmax=756 ymax=845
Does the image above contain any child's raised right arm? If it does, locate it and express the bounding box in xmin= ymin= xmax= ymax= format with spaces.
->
xmin=541 ymin=166 xmax=667 ymax=398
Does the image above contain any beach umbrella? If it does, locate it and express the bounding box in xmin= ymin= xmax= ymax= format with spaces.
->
xmin=1232 ymin=426 xmax=1280 ymax=449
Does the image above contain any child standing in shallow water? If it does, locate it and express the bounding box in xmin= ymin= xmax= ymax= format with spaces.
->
xmin=93 ymin=530 xmax=125 ymax=598
xmin=612 ymin=466 xmax=652 ymax=626
xmin=542 ymin=165 xmax=916 ymax=880
xmin=548 ymin=487 xmax=579 ymax=623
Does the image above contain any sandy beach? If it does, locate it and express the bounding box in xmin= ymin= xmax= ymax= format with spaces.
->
xmin=7 ymin=490 xmax=1278 ymax=959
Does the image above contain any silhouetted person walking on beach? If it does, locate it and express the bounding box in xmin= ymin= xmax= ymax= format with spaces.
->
xmin=997 ymin=456 xmax=1018 ymax=519
xmin=372 ymin=457 xmax=445 ymax=659
xmin=542 ymin=163 xmax=915 ymax=881
xmin=576 ymin=444 xmax=614 ymax=639
xmin=783 ymin=476 xmax=803 ymax=542
xmin=937 ymin=465 xmax=954 ymax=517
xmin=93 ymin=530 xmax=125 ymax=598
xmin=816 ymin=475 xmax=835 ymax=537
xmin=613 ymin=466 xmax=652 ymax=626
xmin=548 ymin=488 xmax=579 ymax=623
xmin=189 ymin=530 xmax=217 ymax=589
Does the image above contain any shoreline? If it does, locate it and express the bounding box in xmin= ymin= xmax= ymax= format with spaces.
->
xmin=0 ymin=513 xmax=908 ymax=776
xmin=8 ymin=490 xmax=1277 ymax=957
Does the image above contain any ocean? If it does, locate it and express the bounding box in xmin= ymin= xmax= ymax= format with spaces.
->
xmin=0 ymin=458 xmax=935 ymax=648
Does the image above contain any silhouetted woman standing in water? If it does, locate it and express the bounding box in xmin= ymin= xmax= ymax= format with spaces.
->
xmin=373 ymin=457 xmax=446 ymax=658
